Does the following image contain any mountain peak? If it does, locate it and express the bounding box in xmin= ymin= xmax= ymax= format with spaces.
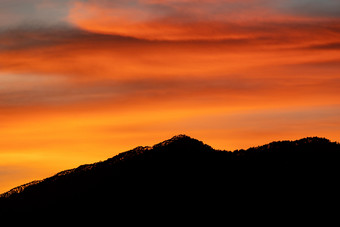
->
xmin=171 ymin=134 xmax=192 ymax=140
xmin=164 ymin=134 xmax=195 ymax=143
xmin=152 ymin=134 xmax=214 ymax=152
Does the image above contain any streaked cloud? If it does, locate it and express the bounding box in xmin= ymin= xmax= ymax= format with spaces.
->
xmin=68 ymin=0 xmax=340 ymax=40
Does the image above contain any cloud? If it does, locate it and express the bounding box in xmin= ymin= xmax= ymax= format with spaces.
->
xmin=0 ymin=0 xmax=71 ymax=28
xmin=67 ymin=0 xmax=340 ymax=40
xmin=1 ymin=0 xmax=340 ymax=40
xmin=0 ymin=25 xmax=142 ymax=51
xmin=68 ymin=0 xmax=268 ymax=40
xmin=304 ymin=42 xmax=340 ymax=50
xmin=1 ymin=22 xmax=340 ymax=109
xmin=0 ymin=72 xmax=268 ymax=107
xmin=2 ymin=0 xmax=340 ymax=42
xmin=1 ymin=23 xmax=339 ymax=78
xmin=278 ymin=0 xmax=340 ymax=18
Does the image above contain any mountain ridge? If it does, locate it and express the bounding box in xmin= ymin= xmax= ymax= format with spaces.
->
xmin=1 ymin=135 xmax=338 ymax=198
xmin=0 ymin=134 xmax=205 ymax=198
xmin=1 ymin=134 xmax=340 ymax=212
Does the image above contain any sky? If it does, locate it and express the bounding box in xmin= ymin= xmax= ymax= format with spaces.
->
xmin=1 ymin=0 xmax=340 ymax=192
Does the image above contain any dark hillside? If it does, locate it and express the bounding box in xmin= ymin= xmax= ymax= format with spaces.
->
xmin=1 ymin=135 xmax=339 ymax=215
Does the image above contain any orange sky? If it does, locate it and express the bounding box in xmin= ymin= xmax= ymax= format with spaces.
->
xmin=1 ymin=0 xmax=340 ymax=193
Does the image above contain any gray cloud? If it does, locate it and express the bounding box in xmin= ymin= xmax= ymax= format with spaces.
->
xmin=304 ymin=42 xmax=340 ymax=50
xmin=0 ymin=75 xmax=268 ymax=107
xmin=0 ymin=0 xmax=72 ymax=27
xmin=277 ymin=0 xmax=340 ymax=18
xmin=0 ymin=24 xmax=146 ymax=51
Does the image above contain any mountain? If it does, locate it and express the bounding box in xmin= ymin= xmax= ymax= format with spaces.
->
xmin=1 ymin=135 xmax=340 ymax=215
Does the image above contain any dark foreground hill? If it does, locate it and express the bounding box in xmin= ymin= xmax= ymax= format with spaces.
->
xmin=1 ymin=135 xmax=340 ymax=216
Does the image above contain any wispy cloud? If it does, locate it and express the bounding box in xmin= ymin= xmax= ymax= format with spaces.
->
xmin=1 ymin=23 xmax=340 ymax=109
xmin=68 ymin=0 xmax=340 ymax=40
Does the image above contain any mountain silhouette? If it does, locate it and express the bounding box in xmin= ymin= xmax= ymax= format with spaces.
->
xmin=1 ymin=135 xmax=340 ymax=216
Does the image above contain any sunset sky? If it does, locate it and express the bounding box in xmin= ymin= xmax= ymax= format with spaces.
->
xmin=1 ymin=0 xmax=340 ymax=192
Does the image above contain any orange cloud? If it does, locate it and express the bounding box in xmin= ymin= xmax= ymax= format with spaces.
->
xmin=68 ymin=0 xmax=340 ymax=41
xmin=1 ymin=27 xmax=340 ymax=110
